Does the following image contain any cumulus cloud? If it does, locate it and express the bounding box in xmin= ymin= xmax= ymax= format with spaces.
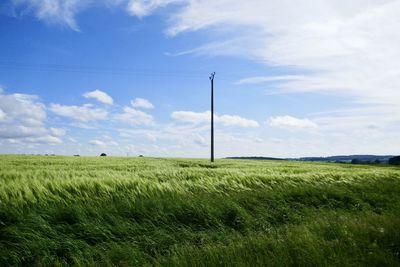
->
xmin=83 ymin=89 xmax=113 ymax=105
xmin=49 ymin=103 xmax=108 ymax=122
xmin=50 ymin=127 xmax=66 ymax=137
xmin=0 ymin=125 xmax=47 ymax=139
xmin=171 ymin=111 xmax=210 ymax=124
xmin=171 ymin=110 xmax=259 ymax=127
xmin=131 ymin=98 xmax=154 ymax=109
xmin=115 ymin=106 xmax=154 ymax=125
xmin=0 ymin=91 xmax=63 ymax=145
xmin=218 ymin=114 xmax=259 ymax=127
xmin=0 ymin=93 xmax=46 ymax=126
xmin=269 ymin=115 xmax=318 ymax=131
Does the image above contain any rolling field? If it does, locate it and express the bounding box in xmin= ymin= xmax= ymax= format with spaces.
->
xmin=0 ymin=155 xmax=400 ymax=266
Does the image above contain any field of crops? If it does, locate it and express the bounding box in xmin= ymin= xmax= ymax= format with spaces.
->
xmin=0 ymin=155 xmax=399 ymax=266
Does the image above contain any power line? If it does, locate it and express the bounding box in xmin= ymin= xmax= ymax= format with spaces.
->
xmin=0 ymin=62 xmax=203 ymax=77
xmin=0 ymin=61 xmax=246 ymax=80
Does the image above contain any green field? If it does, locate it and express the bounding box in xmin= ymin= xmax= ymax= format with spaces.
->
xmin=0 ymin=155 xmax=399 ymax=266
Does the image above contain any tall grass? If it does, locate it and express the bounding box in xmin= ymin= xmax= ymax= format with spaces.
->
xmin=0 ymin=155 xmax=399 ymax=266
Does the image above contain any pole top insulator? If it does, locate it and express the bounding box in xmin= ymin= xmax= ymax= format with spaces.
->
xmin=209 ymin=72 xmax=216 ymax=80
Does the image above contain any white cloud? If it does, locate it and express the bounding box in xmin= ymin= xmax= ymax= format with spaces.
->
xmin=145 ymin=133 xmax=157 ymax=142
xmin=49 ymin=103 xmax=108 ymax=122
xmin=11 ymin=0 xmax=90 ymax=31
xmin=25 ymin=135 xmax=62 ymax=144
xmin=9 ymin=0 xmax=181 ymax=30
xmin=171 ymin=110 xmax=259 ymax=127
xmin=236 ymin=75 xmax=306 ymax=85
xmin=171 ymin=110 xmax=210 ymax=124
xmin=89 ymin=137 xmax=119 ymax=149
xmin=0 ymin=108 xmax=6 ymax=121
xmin=131 ymin=98 xmax=154 ymax=109
xmin=161 ymin=0 xmax=400 ymax=107
xmin=50 ymin=127 xmax=66 ymax=137
xmin=115 ymin=106 xmax=154 ymax=125
xmin=218 ymin=114 xmax=259 ymax=127
xmin=192 ymin=133 xmax=207 ymax=147
xmin=118 ymin=123 xmax=209 ymax=143
xmin=83 ymin=89 xmax=113 ymax=105
xmin=126 ymin=0 xmax=180 ymax=17
xmin=0 ymin=93 xmax=46 ymax=126
xmin=269 ymin=115 xmax=318 ymax=130
xmin=0 ymin=125 xmax=47 ymax=139
xmin=89 ymin=139 xmax=106 ymax=147
xmin=0 ymin=91 xmax=63 ymax=145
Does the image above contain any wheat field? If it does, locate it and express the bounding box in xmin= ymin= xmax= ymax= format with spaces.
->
xmin=0 ymin=155 xmax=399 ymax=266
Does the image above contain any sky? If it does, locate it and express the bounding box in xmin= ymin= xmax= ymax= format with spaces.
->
xmin=0 ymin=0 xmax=399 ymax=158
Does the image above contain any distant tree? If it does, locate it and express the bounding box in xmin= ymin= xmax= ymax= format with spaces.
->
xmin=74 ymin=155 xmax=80 ymax=157
xmin=351 ymin=159 xmax=361 ymax=164
xmin=374 ymin=159 xmax=381 ymax=164
xmin=138 ymin=155 xmax=144 ymax=157
xmin=100 ymin=153 xmax=107 ymax=157
xmin=388 ymin=156 xmax=400 ymax=165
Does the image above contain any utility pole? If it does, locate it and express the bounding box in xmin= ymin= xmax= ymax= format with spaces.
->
xmin=210 ymin=72 xmax=215 ymax=162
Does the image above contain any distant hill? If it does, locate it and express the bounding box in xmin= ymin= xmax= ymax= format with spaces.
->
xmin=298 ymin=155 xmax=394 ymax=163
xmin=226 ymin=155 xmax=396 ymax=163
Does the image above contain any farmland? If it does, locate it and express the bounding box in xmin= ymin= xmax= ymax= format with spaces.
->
xmin=0 ymin=155 xmax=399 ymax=266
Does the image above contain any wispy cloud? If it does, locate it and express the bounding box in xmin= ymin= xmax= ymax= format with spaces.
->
xmin=160 ymin=0 xmax=400 ymax=108
xmin=8 ymin=0 xmax=182 ymax=30
xmin=10 ymin=0 xmax=91 ymax=31
xmin=235 ymin=75 xmax=305 ymax=85
xmin=126 ymin=0 xmax=181 ymax=17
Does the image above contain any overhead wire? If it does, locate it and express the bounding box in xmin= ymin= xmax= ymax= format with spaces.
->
xmin=0 ymin=61 xmax=247 ymax=81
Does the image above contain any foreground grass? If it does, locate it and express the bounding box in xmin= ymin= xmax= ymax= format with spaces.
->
xmin=0 ymin=155 xmax=399 ymax=266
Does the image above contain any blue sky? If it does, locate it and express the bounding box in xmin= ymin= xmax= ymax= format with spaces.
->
xmin=1 ymin=0 xmax=399 ymax=157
